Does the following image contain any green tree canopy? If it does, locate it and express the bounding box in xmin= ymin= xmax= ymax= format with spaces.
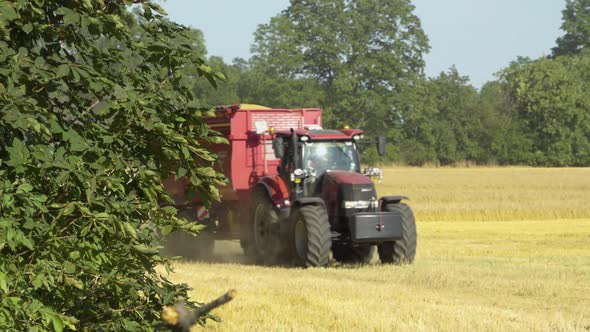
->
xmin=552 ymin=0 xmax=590 ymax=57
xmin=478 ymin=81 xmax=533 ymax=165
xmin=0 ymin=0 xmax=224 ymax=330
xmin=501 ymin=55 xmax=590 ymax=166
xmin=251 ymin=0 xmax=430 ymax=138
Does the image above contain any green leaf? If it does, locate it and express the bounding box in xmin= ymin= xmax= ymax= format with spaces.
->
xmin=22 ymin=219 xmax=36 ymax=230
xmin=56 ymin=64 xmax=70 ymax=77
xmin=5 ymin=138 xmax=31 ymax=168
xmin=132 ymin=244 xmax=159 ymax=255
xmin=181 ymin=145 xmax=190 ymax=159
xmin=64 ymin=277 xmax=83 ymax=290
xmin=49 ymin=118 xmax=64 ymax=133
xmin=62 ymin=204 xmax=75 ymax=216
xmin=82 ymin=0 xmax=93 ymax=10
xmin=34 ymin=56 xmax=45 ymax=66
xmin=161 ymin=225 xmax=173 ymax=236
xmin=208 ymin=136 xmax=229 ymax=144
xmin=176 ymin=167 xmax=187 ymax=179
xmin=63 ymin=12 xmax=80 ymax=26
xmin=123 ymin=222 xmax=137 ymax=240
xmin=63 ymin=261 xmax=76 ymax=274
xmin=0 ymin=272 xmax=8 ymax=292
xmin=145 ymin=2 xmax=167 ymax=15
xmin=63 ymin=130 xmax=88 ymax=152
xmin=17 ymin=183 xmax=33 ymax=193
xmin=51 ymin=314 xmax=65 ymax=332
xmin=32 ymin=274 xmax=44 ymax=290
xmin=0 ymin=5 xmax=18 ymax=21
xmin=22 ymin=23 xmax=33 ymax=34
xmin=95 ymin=212 xmax=110 ymax=220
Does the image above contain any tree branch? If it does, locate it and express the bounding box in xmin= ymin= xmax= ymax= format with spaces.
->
xmin=155 ymin=289 xmax=236 ymax=332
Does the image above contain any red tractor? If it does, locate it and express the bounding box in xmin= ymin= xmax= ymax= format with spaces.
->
xmin=163 ymin=104 xmax=416 ymax=267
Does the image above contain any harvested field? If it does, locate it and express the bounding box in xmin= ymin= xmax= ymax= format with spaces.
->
xmin=164 ymin=167 xmax=590 ymax=331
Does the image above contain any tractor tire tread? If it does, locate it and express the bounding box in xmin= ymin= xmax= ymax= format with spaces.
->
xmin=378 ymin=203 xmax=417 ymax=264
xmin=295 ymin=205 xmax=331 ymax=267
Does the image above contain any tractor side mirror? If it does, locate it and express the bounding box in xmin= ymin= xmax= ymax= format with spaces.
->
xmin=377 ymin=136 xmax=386 ymax=156
xmin=272 ymin=137 xmax=284 ymax=158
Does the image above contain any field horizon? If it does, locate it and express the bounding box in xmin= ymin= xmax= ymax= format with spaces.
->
xmin=163 ymin=167 xmax=590 ymax=331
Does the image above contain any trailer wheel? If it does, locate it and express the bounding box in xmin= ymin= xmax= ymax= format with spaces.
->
xmin=377 ymin=203 xmax=417 ymax=264
xmin=332 ymin=244 xmax=375 ymax=264
xmin=290 ymin=205 xmax=331 ymax=267
xmin=251 ymin=190 xmax=283 ymax=263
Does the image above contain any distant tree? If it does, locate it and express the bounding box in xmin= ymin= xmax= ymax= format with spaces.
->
xmin=192 ymin=57 xmax=325 ymax=109
xmin=251 ymin=0 xmax=430 ymax=145
xmin=0 ymin=1 xmax=224 ymax=330
xmin=478 ymin=81 xmax=533 ymax=165
xmin=236 ymin=60 xmax=326 ymax=109
xmin=552 ymin=0 xmax=590 ymax=57
xmin=397 ymin=80 xmax=438 ymax=165
xmin=501 ymin=55 xmax=590 ymax=165
xmin=193 ymin=56 xmax=241 ymax=105
xmin=419 ymin=67 xmax=483 ymax=164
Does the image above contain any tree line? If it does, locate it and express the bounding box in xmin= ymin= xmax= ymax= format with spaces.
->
xmin=193 ymin=0 xmax=590 ymax=166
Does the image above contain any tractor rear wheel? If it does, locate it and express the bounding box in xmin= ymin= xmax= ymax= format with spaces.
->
xmin=377 ymin=203 xmax=417 ymax=264
xmin=251 ymin=190 xmax=283 ymax=264
xmin=290 ymin=205 xmax=331 ymax=267
xmin=332 ymin=243 xmax=375 ymax=264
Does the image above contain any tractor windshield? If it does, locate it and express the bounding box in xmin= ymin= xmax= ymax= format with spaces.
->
xmin=303 ymin=141 xmax=360 ymax=176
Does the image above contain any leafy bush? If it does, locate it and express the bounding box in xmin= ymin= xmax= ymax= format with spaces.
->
xmin=0 ymin=1 xmax=225 ymax=330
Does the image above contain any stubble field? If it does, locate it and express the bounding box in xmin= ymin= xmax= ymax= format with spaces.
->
xmin=165 ymin=167 xmax=590 ymax=331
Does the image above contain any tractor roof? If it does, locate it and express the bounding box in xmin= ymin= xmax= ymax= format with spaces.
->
xmin=275 ymin=128 xmax=364 ymax=141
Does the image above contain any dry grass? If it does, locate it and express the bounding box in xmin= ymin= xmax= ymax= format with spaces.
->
xmin=377 ymin=167 xmax=590 ymax=221
xmin=163 ymin=167 xmax=590 ymax=331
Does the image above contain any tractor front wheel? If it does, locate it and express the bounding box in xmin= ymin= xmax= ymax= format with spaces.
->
xmin=290 ymin=205 xmax=331 ymax=267
xmin=377 ymin=203 xmax=417 ymax=264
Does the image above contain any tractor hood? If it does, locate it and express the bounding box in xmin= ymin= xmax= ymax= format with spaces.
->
xmin=321 ymin=171 xmax=377 ymax=203
xmin=324 ymin=170 xmax=374 ymax=185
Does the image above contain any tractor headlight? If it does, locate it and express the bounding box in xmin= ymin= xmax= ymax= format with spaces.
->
xmin=342 ymin=200 xmax=378 ymax=209
xmin=300 ymin=135 xmax=309 ymax=142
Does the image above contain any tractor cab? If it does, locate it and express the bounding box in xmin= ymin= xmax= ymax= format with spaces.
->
xmin=271 ymin=127 xmax=382 ymax=199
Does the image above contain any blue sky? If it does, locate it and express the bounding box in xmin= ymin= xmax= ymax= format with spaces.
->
xmin=157 ymin=0 xmax=566 ymax=89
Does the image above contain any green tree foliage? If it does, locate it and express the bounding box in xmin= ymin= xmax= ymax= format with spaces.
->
xmin=396 ymin=80 xmax=437 ymax=165
xmin=236 ymin=60 xmax=326 ymax=109
xmin=501 ymin=55 xmax=590 ymax=166
xmin=478 ymin=81 xmax=533 ymax=165
xmin=0 ymin=1 xmax=225 ymax=330
xmin=193 ymin=57 xmax=241 ymax=106
xmin=552 ymin=0 xmax=590 ymax=57
xmin=192 ymin=57 xmax=325 ymax=111
xmin=426 ymin=67 xmax=481 ymax=164
xmin=397 ymin=67 xmax=534 ymax=166
xmin=251 ymin=0 xmax=430 ymax=139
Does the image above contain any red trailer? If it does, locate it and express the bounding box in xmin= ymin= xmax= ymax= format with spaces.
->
xmin=163 ymin=104 xmax=416 ymax=267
